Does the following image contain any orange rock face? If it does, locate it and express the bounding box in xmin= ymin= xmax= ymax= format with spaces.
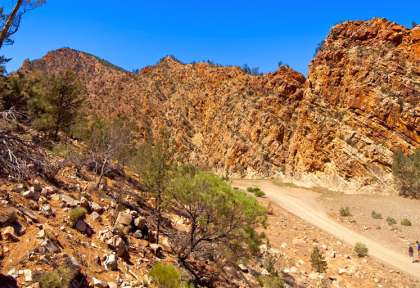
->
xmin=20 ymin=18 xmax=419 ymax=193
xmin=287 ymin=18 xmax=419 ymax=193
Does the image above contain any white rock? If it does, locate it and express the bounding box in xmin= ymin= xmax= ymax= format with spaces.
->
xmin=92 ymin=277 xmax=109 ymax=288
xmin=104 ymin=254 xmax=118 ymax=271
xmin=24 ymin=269 xmax=32 ymax=282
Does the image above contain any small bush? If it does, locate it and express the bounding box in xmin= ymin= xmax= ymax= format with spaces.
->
xmin=257 ymin=275 xmax=284 ymax=288
xmin=371 ymin=211 xmax=382 ymax=219
xmin=149 ymin=263 xmax=182 ymax=288
xmin=354 ymin=242 xmax=368 ymax=257
xmin=392 ymin=149 xmax=420 ymax=198
xmin=339 ymin=207 xmax=351 ymax=217
xmin=38 ymin=266 xmax=75 ymax=288
xmin=386 ymin=216 xmax=397 ymax=226
xmin=310 ymin=246 xmax=328 ymax=273
xmin=401 ymin=218 xmax=412 ymax=226
xmin=247 ymin=186 xmax=266 ymax=197
xmin=68 ymin=207 xmax=87 ymax=227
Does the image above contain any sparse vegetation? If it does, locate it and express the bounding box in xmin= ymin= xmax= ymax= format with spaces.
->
xmin=257 ymin=275 xmax=285 ymax=288
xmin=392 ymin=149 xmax=420 ymax=198
xmin=401 ymin=218 xmax=412 ymax=226
xmin=28 ymin=70 xmax=86 ymax=140
xmin=148 ymin=263 xmax=183 ymax=288
xmin=247 ymin=186 xmax=266 ymax=197
xmin=38 ymin=266 xmax=76 ymax=288
xmin=354 ymin=242 xmax=368 ymax=257
xmin=310 ymin=246 xmax=328 ymax=273
xmin=386 ymin=216 xmax=397 ymax=226
xmin=169 ymin=170 xmax=267 ymax=266
xmin=339 ymin=207 xmax=351 ymax=217
xmin=130 ymin=130 xmax=173 ymax=244
xmin=241 ymin=64 xmax=262 ymax=75
xmin=68 ymin=206 xmax=87 ymax=227
xmin=371 ymin=210 xmax=382 ymax=219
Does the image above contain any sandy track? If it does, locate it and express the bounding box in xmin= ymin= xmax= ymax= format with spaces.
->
xmin=233 ymin=180 xmax=420 ymax=280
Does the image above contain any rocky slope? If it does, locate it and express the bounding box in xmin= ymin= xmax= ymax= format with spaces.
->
xmin=287 ymin=18 xmax=420 ymax=193
xmin=20 ymin=18 xmax=419 ymax=194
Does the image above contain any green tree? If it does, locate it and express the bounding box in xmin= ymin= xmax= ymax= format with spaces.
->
xmin=130 ymin=131 xmax=173 ymax=244
xmin=169 ymin=170 xmax=267 ymax=265
xmin=28 ymin=71 xmax=86 ymax=140
xmin=0 ymin=72 xmax=41 ymax=112
xmin=392 ymin=149 xmax=420 ymax=197
xmin=310 ymin=246 xmax=328 ymax=273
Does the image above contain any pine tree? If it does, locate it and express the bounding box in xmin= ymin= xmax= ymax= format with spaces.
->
xmin=311 ymin=246 xmax=328 ymax=273
xmin=29 ymin=71 xmax=86 ymax=140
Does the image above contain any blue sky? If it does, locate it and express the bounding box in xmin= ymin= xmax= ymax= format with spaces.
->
xmin=2 ymin=0 xmax=419 ymax=75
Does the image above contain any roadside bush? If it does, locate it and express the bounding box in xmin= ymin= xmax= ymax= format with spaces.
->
xmin=148 ymin=263 xmax=182 ymax=288
xmin=68 ymin=207 xmax=87 ymax=227
xmin=401 ymin=218 xmax=412 ymax=226
xmin=339 ymin=207 xmax=351 ymax=217
xmin=392 ymin=149 xmax=420 ymax=198
xmin=247 ymin=186 xmax=266 ymax=197
xmin=371 ymin=211 xmax=382 ymax=219
xmin=386 ymin=216 xmax=397 ymax=226
xmin=257 ymin=275 xmax=284 ymax=288
xmin=354 ymin=242 xmax=368 ymax=257
xmin=38 ymin=266 xmax=76 ymax=288
xmin=310 ymin=246 xmax=328 ymax=273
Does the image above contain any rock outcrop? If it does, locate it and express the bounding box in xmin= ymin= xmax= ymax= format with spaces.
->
xmin=20 ymin=18 xmax=419 ymax=194
xmin=287 ymin=18 xmax=419 ymax=193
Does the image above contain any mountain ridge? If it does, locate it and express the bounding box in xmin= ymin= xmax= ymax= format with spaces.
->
xmin=19 ymin=17 xmax=420 ymax=194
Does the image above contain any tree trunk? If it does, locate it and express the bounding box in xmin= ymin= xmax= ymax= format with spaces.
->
xmin=155 ymin=193 xmax=161 ymax=244
xmin=96 ymin=159 xmax=107 ymax=189
xmin=0 ymin=0 xmax=23 ymax=50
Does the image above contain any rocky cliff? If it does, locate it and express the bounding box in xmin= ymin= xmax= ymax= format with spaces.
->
xmin=20 ymin=18 xmax=420 ymax=194
xmin=287 ymin=18 xmax=420 ymax=193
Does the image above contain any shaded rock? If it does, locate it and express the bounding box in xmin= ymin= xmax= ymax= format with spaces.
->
xmin=75 ymin=219 xmax=93 ymax=236
xmin=150 ymin=243 xmax=164 ymax=259
xmin=0 ymin=274 xmax=18 ymax=288
xmin=0 ymin=207 xmax=17 ymax=227
xmin=104 ymin=254 xmax=118 ymax=271
xmin=61 ymin=194 xmax=80 ymax=207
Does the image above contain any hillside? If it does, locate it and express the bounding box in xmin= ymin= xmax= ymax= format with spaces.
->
xmin=20 ymin=18 xmax=420 ymax=194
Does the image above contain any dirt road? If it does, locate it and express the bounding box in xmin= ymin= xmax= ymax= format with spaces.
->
xmin=233 ymin=180 xmax=420 ymax=280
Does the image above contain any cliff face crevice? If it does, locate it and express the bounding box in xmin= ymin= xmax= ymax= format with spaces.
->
xmin=20 ymin=18 xmax=419 ymax=194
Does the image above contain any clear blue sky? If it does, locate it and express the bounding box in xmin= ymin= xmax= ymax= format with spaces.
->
xmin=2 ymin=0 xmax=419 ymax=75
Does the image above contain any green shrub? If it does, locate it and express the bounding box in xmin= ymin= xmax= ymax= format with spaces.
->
xmin=354 ymin=242 xmax=368 ymax=257
xmin=310 ymin=246 xmax=328 ymax=273
xmin=386 ymin=216 xmax=397 ymax=226
xmin=149 ymin=263 xmax=182 ymax=288
xmin=339 ymin=207 xmax=351 ymax=217
xmin=392 ymin=149 xmax=420 ymax=198
xmin=401 ymin=218 xmax=412 ymax=226
xmin=257 ymin=275 xmax=284 ymax=288
xmin=68 ymin=207 xmax=87 ymax=227
xmin=371 ymin=211 xmax=382 ymax=219
xmin=38 ymin=266 xmax=76 ymax=288
xmin=247 ymin=186 xmax=266 ymax=197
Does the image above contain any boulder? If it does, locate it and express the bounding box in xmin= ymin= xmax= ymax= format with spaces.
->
xmin=90 ymin=202 xmax=104 ymax=214
xmin=74 ymin=219 xmax=93 ymax=236
xmin=106 ymin=235 xmax=128 ymax=257
xmin=61 ymin=195 xmax=80 ymax=207
xmin=104 ymin=254 xmax=118 ymax=271
xmin=149 ymin=243 xmax=164 ymax=259
xmin=114 ymin=212 xmax=132 ymax=234
xmin=0 ymin=207 xmax=17 ymax=227
xmin=22 ymin=186 xmax=40 ymax=201
xmin=0 ymin=274 xmax=18 ymax=288
xmin=40 ymin=204 xmax=55 ymax=218
xmin=2 ymin=226 xmax=18 ymax=242
xmin=92 ymin=278 xmax=109 ymax=288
